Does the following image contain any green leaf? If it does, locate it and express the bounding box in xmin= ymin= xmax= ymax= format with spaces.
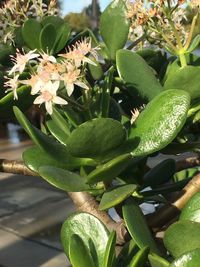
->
xmin=53 ymin=22 xmax=71 ymax=54
xmin=116 ymin=239 xmax=139 ymax=267
xmin=0 ymin=86 xmax=34 ymax=119
xmin=116 ymin=50 xmax=163 ymax=101
xmin=0 ymin=45 xmax=15 ymax=66
xmin=180 ymin=192 xmax=200 ymax=223
xmin=39 ymin=23 xmax=57 ymax=54
xmin=128 ymin=89 xmax=190 ymax=157
xmin=174 ymin=167 xmax=200 ymax=182
xmin=69 ymin=234 xmax=95 ymax=267
xmin=187 ymin=34 xmax=200 ymax=53
xmin=88 ymin=59 xmax=103 ymax=80
xmin=38 ymin=166 xmax=90 ymax=192
xmin=41 ymin=15 xmax=64 ymax=28
xmin=164 ymin=66 xmax=200 ymax=100
xmin=51 ymin=107 xmax=71 ymax=135
xmin=129 ymin=246 xmax=149 ymax=267
xmin=22 ymin=19 xmax=42 ymax=49
xmin=87 ymin=154 xmax=134 ymax=185
xmin=61 ymin=212 xmax=109 ymax=267
xmin=100 ymin=0 xmax=130 ymax=60
xmin=143 ymin=159 xmax=176 ymax=188
xmin=67 ymin=118 xmax=126 ymax=158
xmin=164 ymin=220 xmax=200 ymax=258
xmin=122 ymin=198 xmax=159 ymax=254
xmin=169 ymin=248 xmax=200 ymax=267
xmin=99 ymin=184 xmax=137 ymax=210
xmin=103 ymin=231 xmax=116 ymax=267
xmin=148 ymin=253 xmax=170 ymax=267
xmin=23 ymin=146 xmax=69 ymax=173
xmin=46 ymin=120 xmax=69 ymax=145
xmin=13 ymin=106 xmax=93 ymax=169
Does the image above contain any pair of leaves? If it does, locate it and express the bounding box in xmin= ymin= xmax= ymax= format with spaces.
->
xmin=22 ymin=16 xmax=70 ymax=54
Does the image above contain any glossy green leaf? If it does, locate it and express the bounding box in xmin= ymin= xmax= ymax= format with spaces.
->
xmin=129 ymin=246 xmax=149 ymax=267
xmin=99 ymin=184 xmax=137 ymax=210
xmin=53 ymin=22 xmax=71 ymax=54
xmin=69 ymin=234 xmax=95 ymax=267
xmin=67 ymin=118 xmax=126 ymax=158
xmin=100 ymin=0 xmax=130 ymax=60
xmin=103 ymin=231 xmax=116 ymax=267
xmin=23 ymin=146 xmax=69 ymax=173
xmin=187 ymin=34 xmax=200 ymax=53
xmin=116 ymin=50 xmax=163 ymax=101
xmin=87 ymin=154 xmax=134 ymax=185
xmin=122 ymin=198 xmax=159 ymax=254
xmin=22 ymin=19 xmax=42 ymax=49
xmin=61 ymin=212 xmax=109 ymax=267
xmin=180 ymin=192 xmax=200 ymax=223
xmin=143 ymin=159 xmax=176 ymax=188
xmin=148 ymin=253 xmax=170 ymax=267
xmin=169 ymin=248 xmax=200 ymax=267
xmin=88 ymin=59 xmax=103 ymax=80
xmin=0 ymin=86 xmax=34 ymax=119
xmin=128 ymin=89 xmax=190 ymax=157
xmin=164 ymin=66 xmax=200 ymax=100
xmin=14 ymin=106 xmax=93 ymax=169
xmin=51 ymin=107 xmax=70 ymax=135
xmin=164 ymin=220 xmax=200 ymax=258
xmin=46 ymin=120 xmax=69 ymax=145
xmin=38 ymin=166 xmax=90 ymax=192
xmin=39 ymin=23 xmax=57 ymax=53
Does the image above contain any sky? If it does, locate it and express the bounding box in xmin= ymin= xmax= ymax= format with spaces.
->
xmin=61 ymin=0 xmax=111 ymax=15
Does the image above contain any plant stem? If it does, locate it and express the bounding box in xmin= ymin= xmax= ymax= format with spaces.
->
xmin=179 ymin=53 xmax=187 ymax=68
xmin=184 ymin=14 xmax=198 ymax=51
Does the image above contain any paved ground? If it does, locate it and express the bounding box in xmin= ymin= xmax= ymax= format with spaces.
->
xmin=0 ymin=123 xmax=74 ymax=267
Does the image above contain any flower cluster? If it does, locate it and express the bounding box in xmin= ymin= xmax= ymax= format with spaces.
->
xmin=4 ymin=38 xmax=99 ymax=115
xmin=126 ymin=0 xmax=199 ymax=53
xmin=0 ymin=0 xmax=59 ymax=44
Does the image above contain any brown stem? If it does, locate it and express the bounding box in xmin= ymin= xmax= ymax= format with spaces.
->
xmin=0 ymin=159 xmax=129 ymax=245
xmin=148 ymin=172 xmax=200 ymax=230
xmin=176 ymin=156 xmax=200 ymax=172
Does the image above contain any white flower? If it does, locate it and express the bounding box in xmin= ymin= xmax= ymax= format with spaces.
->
xmin=4 ymin=74 xmax=20 ymax=100
xmin=61 ymin=66 xmax=89 ymax=96
xmin=9 ymin=49 xmax=40 ymax=75
xmin=33 ymin=81 xmax=68 ymax=115
xmin=20 ymin=74 xmax=44 ymax=95
xmin=39 ymin=52 xmax=57 ymax=64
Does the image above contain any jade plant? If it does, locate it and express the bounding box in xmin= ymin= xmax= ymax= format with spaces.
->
xmin=1 ymin=0 xmax=200 ymax=266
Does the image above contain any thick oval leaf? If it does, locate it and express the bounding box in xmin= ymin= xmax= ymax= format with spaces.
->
xmin=0 ymin=86 xmax=34 ymax=119
xmin=100 ymin=0 xmax=130 ymax=60
xmin=67 ymin=118 xmax=126 ymax=158
xmin=51 ymin=107 xmax=70 ymax=136
xmin=129 ymin=89 xmax=190 ymax=157
xmin=23 ymin=146 xmax=69 ymax=173
xmin=69 ymin=234 xmax=95 ymax=267
xmin=148 ymin=253 xmax=170 ymax=267
xmin=41 ymin=15 xmax=64 ymax=28
xmin=129 ymin=246 xmax=149 ymax=267
xmin=38 ymin=166 xmax=90 ymax=192
xmin=169 ymin=248 xmax=200 ymax=267
xmin=122 ymin=198 xmax=159 ymax=254
xmin=164 ymin=66 xmax=200 ymax=100
xmin=53 ymin=22 xmax=71 ymax=54
xmin=87 ymin=154 xmax=134 ymax=185
xmin=116 ymin=50 xmax=163 ymax=101
xmin=164 ymin=221 xmax=200 ymax=258
xmin=99 ymin=184 xmax=137 ymax=210
xmin=180 ymin=192 xmax=200 ymax=223
xmin=39 ymin=23 xmax=57 ymax=54
xmin=14 ymin=107 xmax=93 ymax=169
xmin=22 ymin=19 xmax=42 ymax=49
xmin=143 ymin=159 xmax=176 ymax=188
xmin=103 ymin=231 xmax=116 ymax=267
xmin=61 ymin=212 xmax=109 ymax=267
